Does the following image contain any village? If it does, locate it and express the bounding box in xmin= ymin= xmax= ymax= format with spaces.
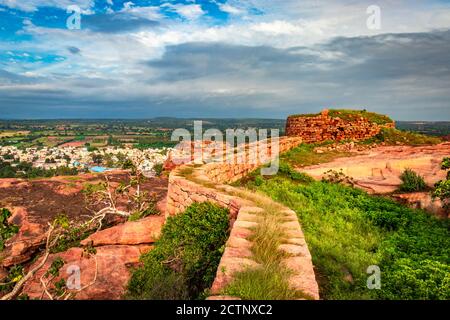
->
xmin=0 ymin=145 xmax=170 ymax=177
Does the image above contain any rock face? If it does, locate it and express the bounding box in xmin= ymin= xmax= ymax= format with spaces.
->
xmin=21 ymin=245 xmax=153 ymax=300
xmin=80 ymin=216 xmax=164 ymax=247
xmin=1 ymin=207 xmax=47 ymax=267
xmin=286 ymin=109 xmax=395 ymax=143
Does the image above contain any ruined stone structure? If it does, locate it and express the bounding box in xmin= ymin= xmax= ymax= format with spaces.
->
xmin=286 ymin=109 xmax=395 ymax=143
xmin=165 ymin=136 xmax=320 ymax=300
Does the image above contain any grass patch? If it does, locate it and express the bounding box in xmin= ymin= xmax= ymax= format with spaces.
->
xmin=288 ymin=109 xmax=393 ymax=125
xmin=221 ymin=188 xmax=311 ymax=300
xmin=244 ymin=171 xmax=450 ymax=300
xmin=327 ymin=109 xmax=393 ymax=125
xmin=281 ymin=143 xmax=352 ymax=168
xmin=224 ymin=266 xmax=298 ymax=300
xmin=127 ymin=202 xmax=229 ymax=300
xmin=0 ymin=208 xmax=19 ymax=251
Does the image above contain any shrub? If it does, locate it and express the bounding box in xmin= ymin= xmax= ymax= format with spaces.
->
xmin=399 ymin=169 xmax=427 ymax=192
xmin=153 ymin=163 xmax=164 ymax=177
xmin=0 ymin=208 xmax=19 ymax=250
xmin=432 ymin=157 xmax=450 ymax=209
xmin=127 ymin=202 xmax=230 ymax=300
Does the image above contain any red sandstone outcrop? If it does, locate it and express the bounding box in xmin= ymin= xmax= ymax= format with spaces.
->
xmin=1 ymin=207 xmax=47 ymax=267
xmin=80 ymin=216 xmax=164 ymax=247
xmin=299 ymin=143 xmax=450 ymax=216
xmin=21 ymin=245 xmax=152 ymax=300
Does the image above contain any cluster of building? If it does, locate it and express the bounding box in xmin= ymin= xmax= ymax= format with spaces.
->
xmin=0 ymin=145 xmax=170 ymax=176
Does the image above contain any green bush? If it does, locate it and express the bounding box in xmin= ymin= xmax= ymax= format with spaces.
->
xmin=432 ymin=157 xmax=450 ymax=209
xmin=0 ymin=208 xmax=19 ymax=250
xmin=153 ymin=163 xmax=164 ymax=177
xmin=127 ymin=202 xmax=230 ymax=300
xmin=399 ymin=169 xmax=427 ymax=192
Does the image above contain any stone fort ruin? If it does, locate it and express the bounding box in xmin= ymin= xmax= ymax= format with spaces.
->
xmin=285 ymin=109 xmax=395 ymax=143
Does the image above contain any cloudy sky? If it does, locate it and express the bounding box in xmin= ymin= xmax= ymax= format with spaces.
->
xmin=0 ymin=0 xmax=450 ymax=120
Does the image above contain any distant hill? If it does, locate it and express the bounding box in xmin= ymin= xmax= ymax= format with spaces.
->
xmin=396 ymin=121 xmax=450 ymax=137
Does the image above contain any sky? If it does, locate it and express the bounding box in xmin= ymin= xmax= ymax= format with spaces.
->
xmin=0 ymin=0 xmax=450 ymax=120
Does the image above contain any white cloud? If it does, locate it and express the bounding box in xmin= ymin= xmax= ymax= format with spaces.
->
xmin=250 ymin=20 xmax=302 ymax=35
xmin=123 ymin=1 xmax=134 ymax=10
xmin=161 ymin=3 xmax=205 ymax=21
xmin=121 ymin=5 xmax=162 ymax=21
xmin=0 ymin=0 xmax=94 ymax=12
xmin=218 ymin=3 xmax=245 ymax=15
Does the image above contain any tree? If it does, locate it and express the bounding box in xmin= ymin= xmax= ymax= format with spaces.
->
xmin=92 ymin=153 xmax=103 ymax=165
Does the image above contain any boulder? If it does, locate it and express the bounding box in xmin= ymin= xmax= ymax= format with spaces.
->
xmin=1 ymin=207 xmax=47 ymax=268
xmin=80 ymin=215 xmax=164 ymax=247
xmin=21 ymin=244 xmax=153 ymax=300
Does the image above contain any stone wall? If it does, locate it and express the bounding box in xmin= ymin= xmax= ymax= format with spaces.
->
xmin=286 ymin=109 xmax=395 ymax=143
xmin=165 ymin=136 xmax=320 ymax=300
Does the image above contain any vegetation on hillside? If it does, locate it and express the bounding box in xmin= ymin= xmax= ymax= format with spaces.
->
xmin=364 ymin=128 xmax=442 ymax=146
xmin=433 ymin=157 xmax=450 ymax=209
xmin=398 ymin=169 xmax=428 ymax=192
xmin=288 ymin=109 xmax=393 ymax=125
xmin=0 ymin=208 xmax=19 ymax=250
xmin=281 ymin=142 xmax=353 ymax=168
xmin=328 ymin=109 xmax=393 ymax=125
xmin=127 ymin=202 xmax=229 ymax=300
xmin=0 ymin=160 xmax=78 ymax=179
xmin=240 ymin=162 xmax=450 ymax=300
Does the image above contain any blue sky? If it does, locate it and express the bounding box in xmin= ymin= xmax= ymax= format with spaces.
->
xmin=1 ymin=0 xmax=450 ymax=120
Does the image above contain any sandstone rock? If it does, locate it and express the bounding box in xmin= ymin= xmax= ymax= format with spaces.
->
xmin=1 ymin=207 xmax=47 ymax=268
xmin=300 ymin=143 xmax=450 ymax=199
xmin=80 ymin=215 xmax=164 ymax=247
xmin=22 ymin=244 xmax=152 ymax=300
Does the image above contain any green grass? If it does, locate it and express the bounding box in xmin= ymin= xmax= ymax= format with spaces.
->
xmin=243 ymin=166 xmax=450 ymax=300
xmin=281 ymin=143 xmax=353 ymax=168
xmin=327 ymin=109 xmax=393 ymax=125
xmin=0 ymin=208 xmax=19 ymax=251
xmin=219 ymin=189 xmax=312 ymax=300
xmin=288 ymin=109 xmax=393 ymax=125
xmin=127 ymin=202 xmax=229 ymax=300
